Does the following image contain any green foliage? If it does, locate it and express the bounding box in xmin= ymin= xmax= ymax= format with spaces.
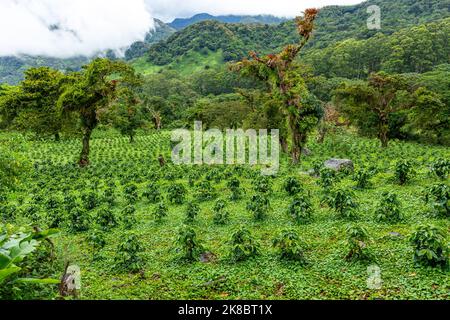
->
xmin=353 ymin=167 xmax=377 ymax=189
xmin=288 ymin=195 xmax=314 ymax=225
xmin=0 ymin=226 xmax=59 ymax=286
xmin=229 ymin=228 xmax=260 ymax=262
xmin=195 ymin=180 xmax=216 ymax=202
xmin=375 ymin=192 xmax=403 ymax=223
xmin=152 ymin=202 xmax=168 ymax=221
xmin=213 ymin=199 xmax=230 ymax=225
xmin=227 ymin=177 xmax=242 ymax=201
xmin=66 ymin=206 xmax=90 ymax=233
xmin=272 ymin=230 xmax=306 ymax=263
xmin=318 ymin=167 xmax=338 ymax=189
xmin=95 ymin=207 xmax=118 ymax=231
xmin=283 ymin=176 xmax=303 ymax=195
xmin=185 ymin=201 xmax=200 ymax=223
xmin=252 ymin=175 xmax=272 ymax=194
xmin=175 ymin=226 xmax=204 ymax=261
xmin=410 ymin=225 xmax=449 ymax=269
xmin=247 ymin=194 xmax=270 ymax=221
xmin=395 ymin=160 xmax=415 ymax=185
xmin=345 ymin=225 xmax=374 ymax=262
xmin=430 ymin=159 xmax=450 ymax=180
xmin=324 ymin=188 xmax=358 ymax=219
xmin=87 ymin=230 xmax=106 ymax=260
xmin=142 ymin=182 xmax=162 ymax=203
xmin=166 ymin=183 xmax=187 ymax=205
xmin=424 ymin=184 xmax=449 ymax=218
xmin=114 ymin=234 xmax=145 ymax=273
xmin=121 ymin=205 xmax=137 ymax=229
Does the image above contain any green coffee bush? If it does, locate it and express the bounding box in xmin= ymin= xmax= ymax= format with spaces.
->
xmin=175 ymin=226 xmax=205 ymax=261
xmin=114 ymin=234 xmax=145 ymax=273
xmin=288 ymin=195 xmax=314 ymax=224
xmin=345 ymin=225 xmax=374 ymax=262
xmin=229 ymin=228 xmax=260 ymax=262
xmin=273 ymin=230 xmax=306 ymax=263
xmin=410 ymin=224 xmax=448 ymax=269
xmin=375 ymin=192 xmax=403 ymax=223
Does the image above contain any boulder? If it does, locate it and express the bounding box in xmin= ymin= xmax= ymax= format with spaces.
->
xmin=324 ymin=159 xmax=354 ymax=172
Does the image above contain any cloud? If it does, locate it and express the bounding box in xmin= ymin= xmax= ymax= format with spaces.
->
xmin=146 ymin=0 xmax=364 ymax=22
xmin=0 ymin=0 xmax=154 ymax=58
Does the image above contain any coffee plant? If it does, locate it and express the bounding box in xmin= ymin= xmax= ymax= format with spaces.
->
xmin=142 ymin=182 xmax=162 ymax=203
xmin=283 ymin=176 xmax=303 ymax=195
xmin=324 ymin=188 xmax=358 ymax=219
xmin=353 ymin=167 xmax=377 ymax=189
xmin=121 ymin=205 xmax=137 ymax=229
xmin=424 ymin=183 xmax=449 ymax=218
xmin=288 ymin=195 xmax=314 ymax=224
xmin=213 ymin=199 xmax=230 ymax=225
xmin=345 ymin=225 xmax=374 ymax=262
xmin=174 ymin=225 xmax=204 ymax=261
xmin=375 ymin=192 xmax=403 ymax=223
xmin=185 ymin=201 xmax=200 ymax=223
xmin=95 ymin=206 xmax=118 ymax=231
xmin=394 ymin=160 xmax=415 ymax=185
xmin=167 ymin=183 xmax=187 ymax=205
xmin=410 ymin=224 xmax=449 ymax=269
xmin=272 ymin=230 xmax=306 ymax=263
xmin=227 ymin=177 xmax=242 ymax=201
xmin=114 ymin=234 xmax=145 ymax=273
xmin=87 ymin=230 xmax=106 ymax=260
xmin=152 ymin=202 xmax=168 ymax=221
xmin=247 ymin=194 xmax=271 ymax=221
xmin=229 ymin=228 xmax=260 ymax=262
xmin=430 ymin=159 xmax=450 ymax=180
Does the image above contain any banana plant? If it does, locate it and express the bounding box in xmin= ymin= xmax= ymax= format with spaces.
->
xmin=0 ymin=228 xmax=60 ymax=285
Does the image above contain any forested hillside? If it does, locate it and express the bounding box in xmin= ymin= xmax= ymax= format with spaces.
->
xmin=143 ymin=0 xmax=449 ymax=67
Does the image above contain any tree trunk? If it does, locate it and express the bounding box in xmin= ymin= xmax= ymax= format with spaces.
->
xmin=288 ymin=114 xmax=302 ymax=164
xmin=379 ymin=120 xmax=389 ymax=148
xmin=79 ymin=127 xmax=92 ymax=167
xmin=279 ymin=136 xmax=289 ymax=154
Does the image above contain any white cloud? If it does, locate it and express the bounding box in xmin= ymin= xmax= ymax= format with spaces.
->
xmin=0 ymin=0 xmax=364 ymax=58
xmin=146 ymin=0 xmax=364 ymax=22
xmin=0 ymin=0 xmax=154 ymax=58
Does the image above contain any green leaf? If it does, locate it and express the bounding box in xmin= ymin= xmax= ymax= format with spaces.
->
xmin=15 ymin=278 xmax=60 ymax=285
xmin=0 ymin=266 xmax=21 ymax=284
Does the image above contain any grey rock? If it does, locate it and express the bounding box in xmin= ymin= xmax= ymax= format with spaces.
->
xmin=324 ymin=159 xmax=354 ymax=172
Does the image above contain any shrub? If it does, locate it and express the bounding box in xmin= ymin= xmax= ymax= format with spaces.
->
xmin=121 ymin=205 xmax=137 ymax=229
xmin=229 ymin=228 xmax=260 ymax=262
xmin=114 ymin=234 xmax=145 ymax=273
xmin=152 ymin=202 xmax=168 ymax=221
xmin=195 ymin=180 xmax=216 ymax=202
xmin=95 ymin=207 xmax=118 ymax=230
xmin=430 ymin=159 xmax=450 ymax=180
xmin=66 ymin=206 xmax=90 ymax=233
xmin=288 ymin=195 xmax=314 ymax=224
xmin=213 ymin=199 xmax=230 ymax=225
xmin=424 ymin=183 xmax=449 ymax=218
xmin=185 ymin=201 xmax=200 ymax=223
xmin=375 ymin=192 xmax=403 ymax=223
xmin=318 ymin=168 xmax=338 ymax=189
xmin=394 ymin=160 xmax=415 ymax=185
xmin=410 ymin=224 xmax=448 ymax=269
xmin=272 ymin=230 xmax=306 ymax=263
xmin=247 ymin=194 xmax=271 ymax=221
xmin=345 ymin=225 xmax=374 ymax=262
xmin=252 ymin=175 xmax=272 ymax=194
xmin=167 ymin=183 xmax=186 ymax=205
xmin=283 ymin=176 xmax=303 ymax=195
xmin=87 ymin=230 xmax=106 ymax=260
xmin=82 ymin=191 xmax=100 ymax=210
xmin=227 ymin=177 xmax=242 ymax=201
xmin=123 ymin=183 xmax=139 ymax=203
xmin=324 ymin=188 xmax=358 ymax=219
xmin=175 ymin=226 xmax=204 ymax=261
xmin=142 ymin=182 xmax=162 ymax=203
xmin=353 ymin=167 xmax=377 ymax=189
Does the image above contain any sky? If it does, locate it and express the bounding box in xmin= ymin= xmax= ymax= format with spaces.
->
xmin=0 ymin=0 xmax=363 ymax=58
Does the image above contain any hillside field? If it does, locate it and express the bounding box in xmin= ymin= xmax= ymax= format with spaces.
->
xmin=1 ymin=129 xmax=448 ymax=299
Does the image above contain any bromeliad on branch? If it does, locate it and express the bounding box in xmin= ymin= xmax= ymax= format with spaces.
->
xmin=231 ymin=9 xmax=322 ymax=164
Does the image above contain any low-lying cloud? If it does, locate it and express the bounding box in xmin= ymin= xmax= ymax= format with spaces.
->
xmin=0 ymin=0 xmax=154 ymax=58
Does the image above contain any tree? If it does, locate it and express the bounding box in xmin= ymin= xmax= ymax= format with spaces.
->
xmin=58 ymin=58 xmax=141 ymax=166
xmin=231 ymin=9 xmax=322 ymax=164
xmin=15 ymin=67 xmax=74 ymax=141
xmin=0 ymin=84 xmax=22 ymax=129
xmin=334 ymin=72 xmax=413 ymax=148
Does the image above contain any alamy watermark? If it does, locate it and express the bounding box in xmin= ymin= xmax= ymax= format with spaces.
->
xmin=171 ymin=121 xmax=280 ymax=175
xmin=367 ymin=5 xmax=381 ymax=30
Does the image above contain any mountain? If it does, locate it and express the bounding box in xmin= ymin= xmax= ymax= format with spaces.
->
xmin=144 ymin=0 xmax=449 ymax=68
xmin=169 ymin=13 xmax=287 ymax=30
xmin=0 ymin=18 xmax=175 ymax=84
xmin=125 ymin=19 xmax=176 ymax=60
